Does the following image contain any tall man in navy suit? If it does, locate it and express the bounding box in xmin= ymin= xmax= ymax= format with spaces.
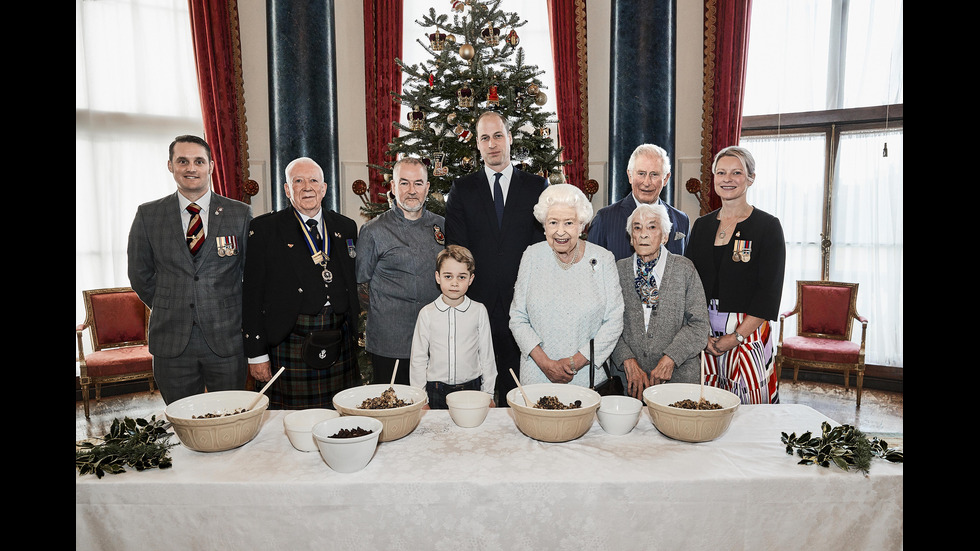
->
xmin=445 ymin=111 xmax=548 ymax=405
xmin=128 ymin=135 xmax=252 ymax=404
xmin=588 ymin=143 xmax=690 ymax=258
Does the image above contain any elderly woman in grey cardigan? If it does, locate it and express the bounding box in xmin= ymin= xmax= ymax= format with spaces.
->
xmin=612 ymin=203 xmax=710 ymax=399
xmin=510 ymin=184 xmax=624 ymax=389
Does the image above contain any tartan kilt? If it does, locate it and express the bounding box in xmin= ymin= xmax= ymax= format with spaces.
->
xmin=267 ymin=310 xmax=359 ymax=409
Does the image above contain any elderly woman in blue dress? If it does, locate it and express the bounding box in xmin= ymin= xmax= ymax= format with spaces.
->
xmin=610 ymin=203 xmax=710 ymax=400
xmin=509 ymin=184 xmax=624 ymax=389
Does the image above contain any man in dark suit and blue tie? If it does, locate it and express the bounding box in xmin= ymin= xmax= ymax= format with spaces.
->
xmin=127 ymin=135 xmax=252 ymax=404
xmin=445 ymin=111 xmax=548 ymax=406
xmin=588 ymin=144 xmax=690 ymax=259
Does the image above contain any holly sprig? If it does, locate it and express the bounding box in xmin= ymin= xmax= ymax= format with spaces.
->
xmin=781 ymin=421 xmax=903 ymax=473
xmin=76 ymin=416 xmax=176 ymax=478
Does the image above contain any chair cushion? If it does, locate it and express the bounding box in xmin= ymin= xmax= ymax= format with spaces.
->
xmin=83 ymin=345 xmax=153 ymax=378
xmin=90 ymin=292 xmax=146 ymax=346
xmin=799 ymin=284 xmax=852 ymax=336
xmin=781 ymin=336 xmax=860 ymax=364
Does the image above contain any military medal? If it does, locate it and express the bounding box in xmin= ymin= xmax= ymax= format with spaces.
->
xmin=732 ymin=239 xmax=751 ymax=262
xmin=216 ymin=235 xmax=239 ymax=257
xmin=347 ymin=238 xmax=356 ymax=258
xmin=294 ymin=210 xmax=333 ymax=285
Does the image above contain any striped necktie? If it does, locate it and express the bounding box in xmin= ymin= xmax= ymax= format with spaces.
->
xmin=186 ymin=203 xmax=204 ymax=255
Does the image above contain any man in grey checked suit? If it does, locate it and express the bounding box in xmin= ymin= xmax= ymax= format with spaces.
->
xmin=127 ymin=135 xmax=252 ymax=404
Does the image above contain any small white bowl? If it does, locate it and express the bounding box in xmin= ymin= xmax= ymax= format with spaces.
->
xmin=283 ymin=409 xmax=340 ymax=452
xmin=446 ymin=390 xmax=492 ymax=428
xmin=312 ymin=416 xmax=384 ymax=473
xmin=596 ymin=395 xmax=643 ymax=435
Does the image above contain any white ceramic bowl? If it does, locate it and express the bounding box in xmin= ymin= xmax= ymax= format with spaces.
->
xmin=506 ymin=383 xmax=601 ymax=443
xmin=283 ymin=408 xmax=341 ymax=452
xmin=332 ymin=384 xmax=428 ymax=442
xmin=312 ymin=416 xmax=384 ymax=473
xmin=596 ymin=395 xmax=643 ymax=435
xmin=642 ymin=383 xmax=740 ymax=442
xmin=446 ymin=390 xmax=492 ymax=428
xmin=164 ymin=390 xmax=269 ymax=452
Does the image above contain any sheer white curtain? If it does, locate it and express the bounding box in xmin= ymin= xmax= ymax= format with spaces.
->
xmin=76 ymin=0 xmax=203 ymax=350
xmin=740 ymin=133 xmax=827 ymax=314
xmin=743 ymin=0 xmax=903 ymax=115
xmin=830 ymin=129 xmax=903 ymax=366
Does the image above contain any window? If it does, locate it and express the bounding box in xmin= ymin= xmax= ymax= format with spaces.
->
xmin=76 ymin=0 xmax=203 ymax=349
xmin=740 ymin=0 xmax=903 ymax=367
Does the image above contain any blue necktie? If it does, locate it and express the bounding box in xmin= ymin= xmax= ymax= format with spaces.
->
xmin=493 ymin=172 xmax=504 ymax=227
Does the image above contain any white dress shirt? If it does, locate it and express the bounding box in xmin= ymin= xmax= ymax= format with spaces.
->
xmin=483 ymin=162 xmax=514 ymax=203
xmin=177 ymin=189 xmax=212 ymax=236
xmin=410 ymin=295 xmax=496 ymax=395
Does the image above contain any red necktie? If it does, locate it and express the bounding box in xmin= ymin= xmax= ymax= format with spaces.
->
xmin=186 ymin=203 xmax=204 ymax=255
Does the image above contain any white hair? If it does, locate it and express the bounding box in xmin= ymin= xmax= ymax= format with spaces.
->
xmin=625 ymin=202 xmax=672 ymax=236
xmin=532 ymin=184 xmax=594 ymax=226
xmin=627 ymin=144 xmax=671 ymax=175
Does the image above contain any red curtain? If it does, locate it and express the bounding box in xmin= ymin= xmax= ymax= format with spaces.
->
xmin=698 ymin=0 xmax=753 ymax=214
xmin=547 ymin=0 xmax=588 ymax=191
xmin=187 ymin=0 xmax=252 ymax=203
xmin=363 ymin=0 xmax=403 ymax=203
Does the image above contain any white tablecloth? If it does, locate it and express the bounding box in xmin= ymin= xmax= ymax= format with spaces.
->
xmin=76 ymin=404 xmax=902 ymax=550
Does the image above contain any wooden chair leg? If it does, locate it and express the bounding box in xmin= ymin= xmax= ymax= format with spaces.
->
xmin=843 ymin=368 xmax=850 ymax=390
xmin=82 ymin=383 xmax=91 ymax=419
xmin=792 ymin=364 xmax=799 ymax=383
xmin=95 ymin=382 xmax=102 ymax=402
xmin=855 ymin=365 xmax=864 ymax=407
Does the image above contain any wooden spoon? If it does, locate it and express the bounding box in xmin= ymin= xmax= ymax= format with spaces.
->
xmin=699 ymin=351 xmax=706 ymax=409
xmin=509 ymin=368 xmax=532 ymax=408
xmin=249 ymin=366 xmax=285 ymax=411
xmin=390 ymin=359 xmax=400 ymax=386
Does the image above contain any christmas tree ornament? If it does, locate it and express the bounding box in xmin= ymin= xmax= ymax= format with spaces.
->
xmin=512 ymin=88 xmax=526 ymax=111
xmin=446 ymin=34 xmax=456 ymax=44
xmin=457 ymin=82 xmax=475 ymax=109
xmin=458 ymin=43 xmax=475 ymax=61
xmin=428 ymin=73 xmax=435 ymax=88
xmin=453 ymin=124 xmax=472 ymax=142
xmin=447 ymin=112 xmax=457 ymax=125
xmin=486 ymin=85 xmax=500 ymax=107
xmin=451 ymin=0 xmax=466 ymax=12
xmin=481 ymin=22 xmax=501 ymax=46
xmin=432 ymin=151 xmax=449 ymax=176
xmin=428 ymin=31 xmax=447 ymax=51
xmin=409 ymin=105 xmax=426 ymax=131
xmin=538 ymin=127 xmax=551 ymax=138
xmin=549 ymin=172 xmax=565 ymax=185
xmin=535 ymin=91 xmax=548 ymax=106
xmin=527 ymin=83 xmax=540 ymax=95
xmin=506 ymin=29 xmax=520 ymax=47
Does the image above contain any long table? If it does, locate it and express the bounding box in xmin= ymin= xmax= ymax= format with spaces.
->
xmin=76 ymin=404 xmax=902 ymax=550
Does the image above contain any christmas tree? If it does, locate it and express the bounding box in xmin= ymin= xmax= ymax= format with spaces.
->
xmin=356 ymin=0 xmax=568 ymax=219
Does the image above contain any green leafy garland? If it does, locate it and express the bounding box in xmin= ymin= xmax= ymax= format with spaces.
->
xmin=781 ymin=421 xmax=903 ymax=473
xmin=76 ymin=416 xmax=177 ymax=478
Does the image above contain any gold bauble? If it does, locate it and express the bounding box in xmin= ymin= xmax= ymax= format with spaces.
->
xmin=548 ymin=172 xmax=564 ymax=185
xmin=527 ymin=83 xmax=540 ymax=95
xmin=446 ymin=34 xmax=456 ymax=44
xmin=459 ymin=43 xmax=475 ymax=60
xmin=535 ymin=91 xmax=548 ymax=106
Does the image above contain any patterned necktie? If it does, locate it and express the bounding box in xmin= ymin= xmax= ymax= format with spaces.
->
xmin=306 ymin=218 xmax=322 ymax=250
xmin=493 ymin=172 xmax=504 ymax=227
xmin=186 ymin=203 xmax=204 ymax=255
xmin=634 ymin=255 xmax=660 ymax=309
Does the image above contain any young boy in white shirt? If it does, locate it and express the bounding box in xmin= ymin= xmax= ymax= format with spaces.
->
xmin=410 ymin=245 xmax=496 ymax=409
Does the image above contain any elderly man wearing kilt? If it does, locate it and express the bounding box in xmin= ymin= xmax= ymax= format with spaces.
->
xmin=243 ymin=157 xmax=361 ymax=409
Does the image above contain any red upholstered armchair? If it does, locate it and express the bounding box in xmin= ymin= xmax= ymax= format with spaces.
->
xmin=776 ymin=281 xmax=868 ymax=406
xmin=76 ymin=287 xmax=155 ymax=418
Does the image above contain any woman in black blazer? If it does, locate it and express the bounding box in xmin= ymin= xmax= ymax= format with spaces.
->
xmin=685 ymin=146 xmax=785 ymax=404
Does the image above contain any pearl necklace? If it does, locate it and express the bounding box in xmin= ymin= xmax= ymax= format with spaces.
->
xmin=553 ymin=241 xmax=581 ymax=270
